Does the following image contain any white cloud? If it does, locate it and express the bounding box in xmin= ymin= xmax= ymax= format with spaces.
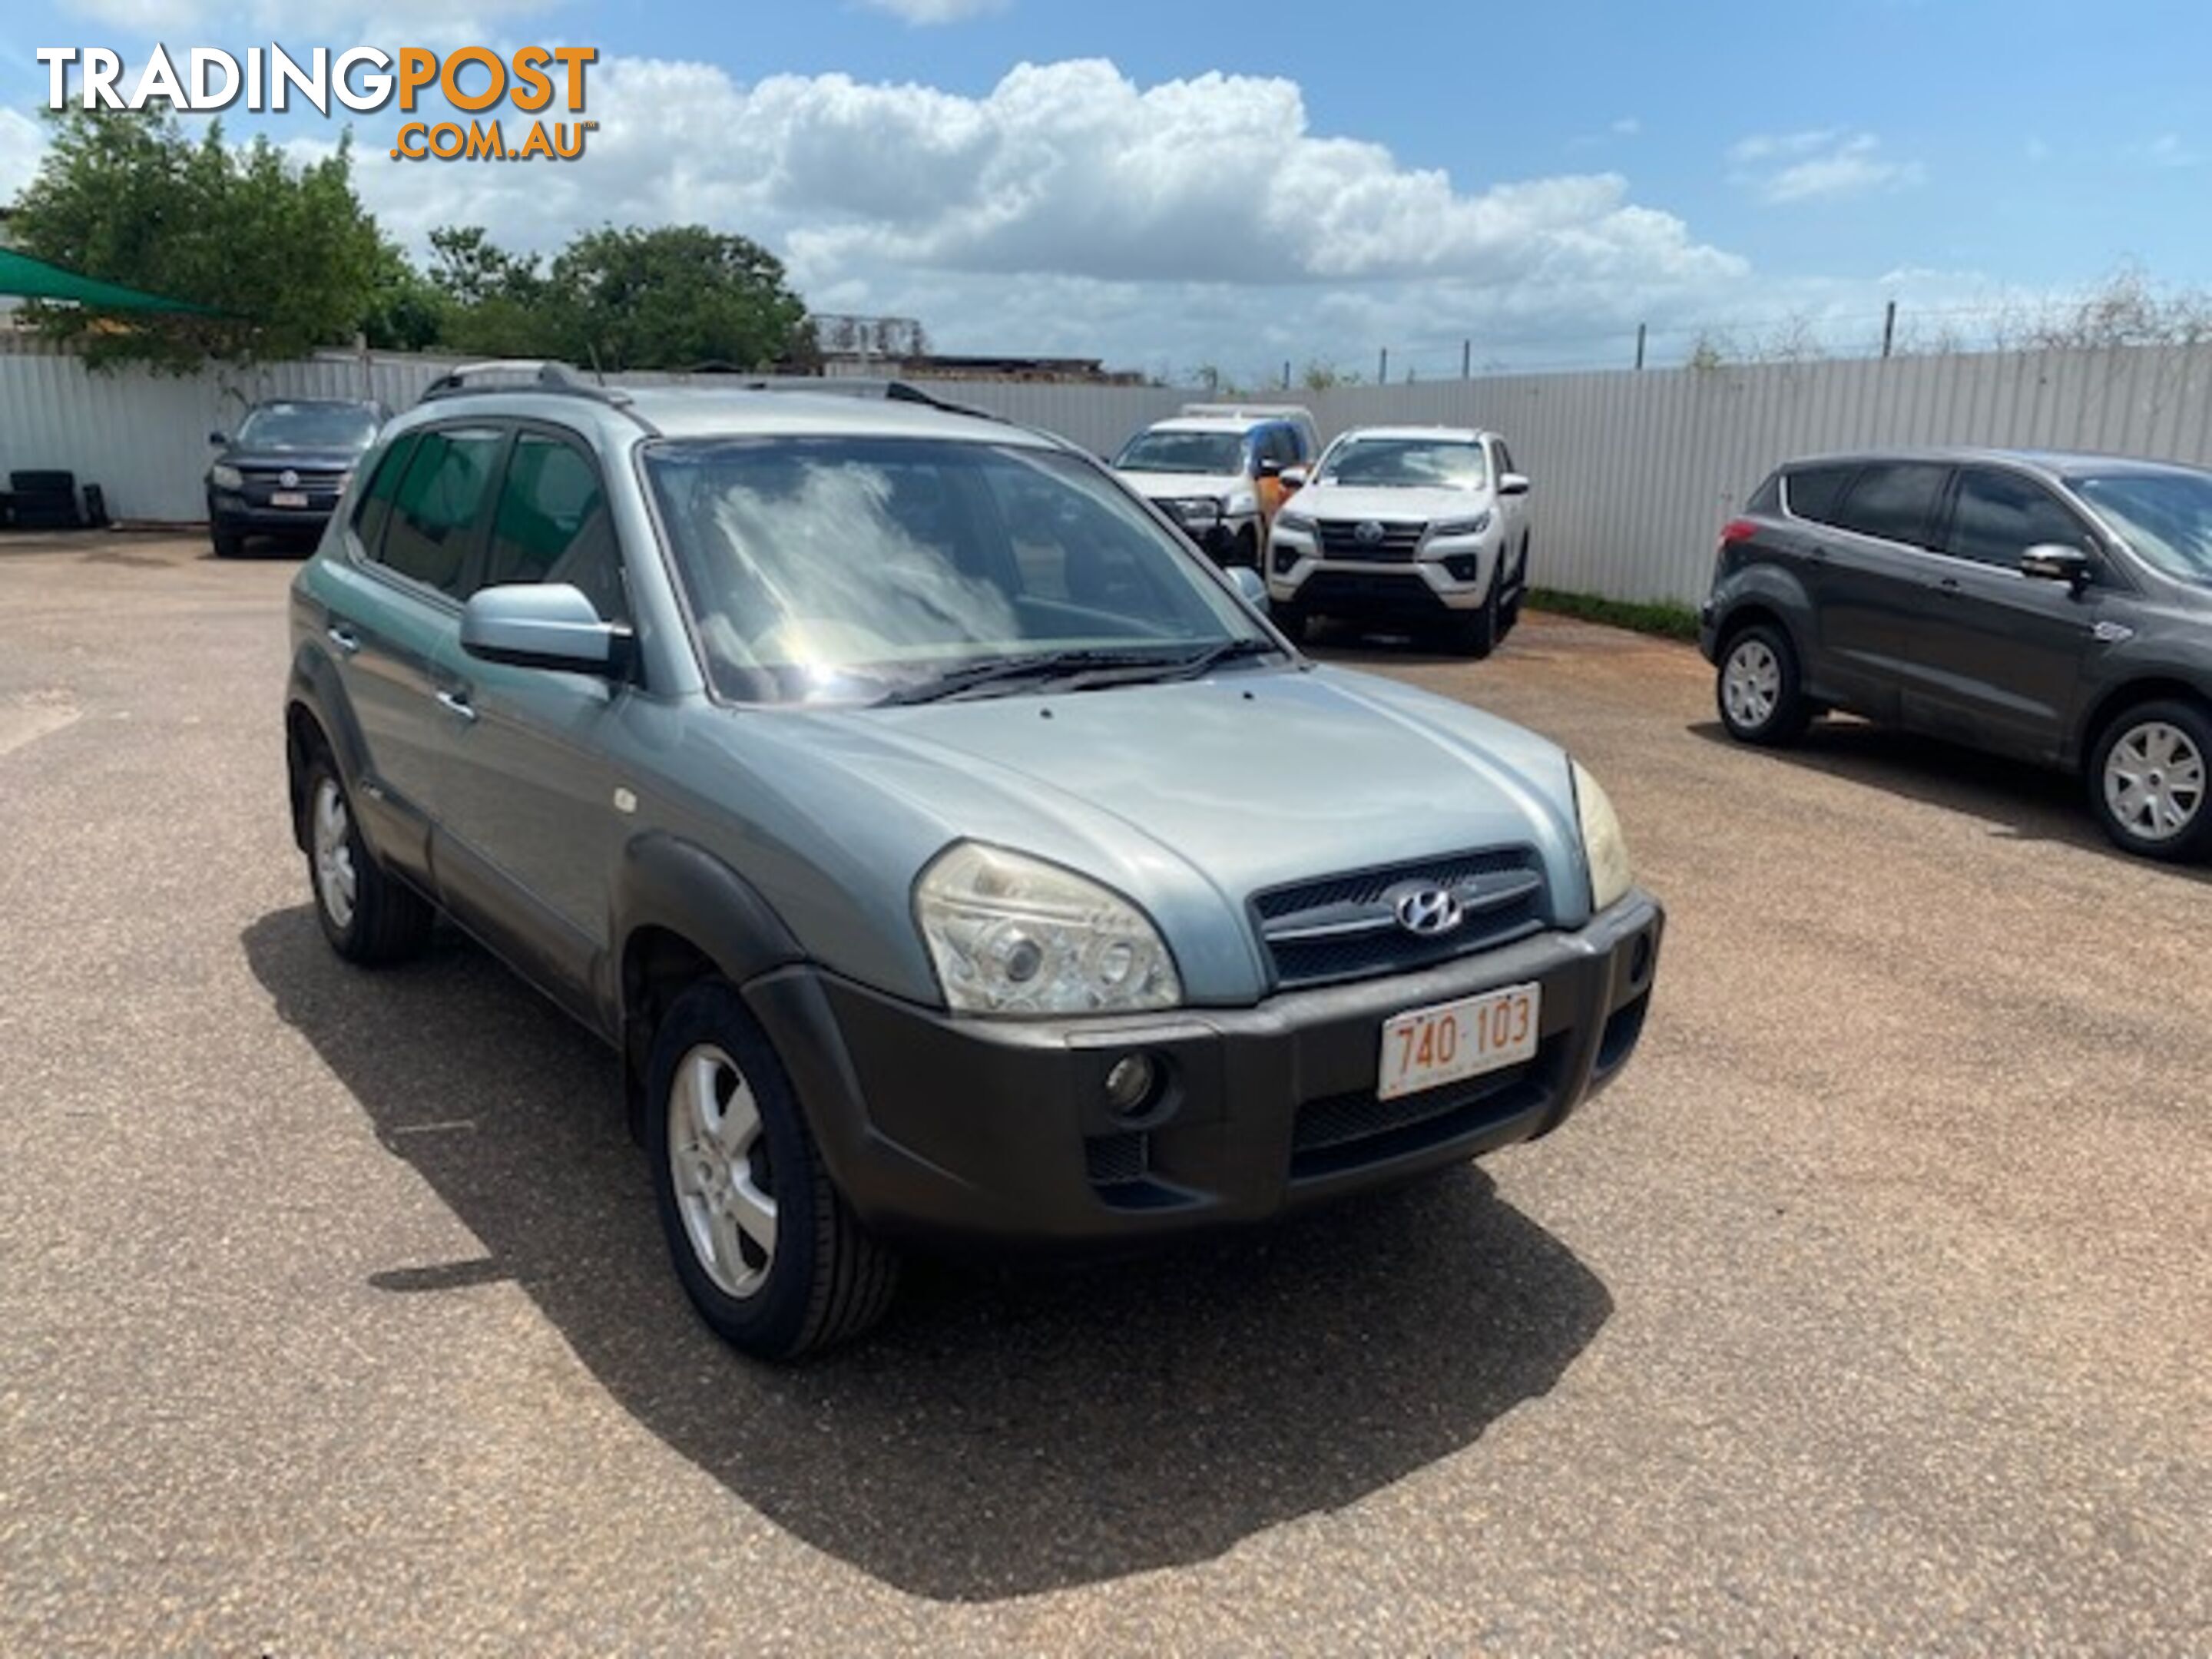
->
xmin=0 ymin=108 xmax=46 ymax=204
xmin=1611 ymin=116 xmax=1641 ymax=137
xmin=339 ymin=55 xmax=1753 ymax=369
xmin=856 ymin=0 xmax=1011 ymax=21
xmin=1728 ymin=129 xmax=1922 ymax=204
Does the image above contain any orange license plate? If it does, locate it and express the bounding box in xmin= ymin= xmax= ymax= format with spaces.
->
xmin=1378 ymin=982 xmax=1541 ymax=1101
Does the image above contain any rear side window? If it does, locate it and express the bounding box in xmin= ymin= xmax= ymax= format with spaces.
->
xmin=1746 ymin=472 xmax=1783 ymax=515
xmin=375 ymin=427 xmax=505 ymax=597
xmin=1828 ymin=463 xmax=1949 ymax=548
xmin=482 ymin=434 xmax=628 ymax=622
xmin=1945 ymin=469 xmax=2091 ymax=568
xmin=1782 ymin=465 xmax=1856 ymax=525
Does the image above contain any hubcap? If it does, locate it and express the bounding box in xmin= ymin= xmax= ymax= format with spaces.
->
xmin=2104 ymin=720 xmax=2206 ymax=843
xmin=667 ymin=1045 xmax=779 ymax=1300
xmin=1723 ymin=639 xmax=1782 ymax=729
xmin=311 ymin=778 xmax=358 ymax=931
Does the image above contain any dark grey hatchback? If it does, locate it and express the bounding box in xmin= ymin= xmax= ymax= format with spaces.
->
xmin=1700 ymin=449 xmax=2212 ymax=861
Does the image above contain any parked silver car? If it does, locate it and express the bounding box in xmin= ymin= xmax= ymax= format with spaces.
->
xmin=284 ymin=367 xmax=1661 ymax=1358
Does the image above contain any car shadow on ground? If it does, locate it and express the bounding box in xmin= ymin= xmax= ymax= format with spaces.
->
xmin=1687 ymin=718 xmax=2212 ymax=885
xmin=242 ymin=905 xmax=1612 ymax=1603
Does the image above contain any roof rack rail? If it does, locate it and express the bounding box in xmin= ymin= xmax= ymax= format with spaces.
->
xmin=719 ymin=375 xmax=1078 ymax=446
xmin=417 ymin=359 xmax=637 ymax=409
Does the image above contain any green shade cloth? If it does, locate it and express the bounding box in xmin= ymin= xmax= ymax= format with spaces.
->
xmin=0 ymin=247 xmax=217 ymax=314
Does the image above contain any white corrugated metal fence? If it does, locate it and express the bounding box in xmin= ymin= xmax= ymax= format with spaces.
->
xmin=9 ymin=341 xmax=2212 ymax=605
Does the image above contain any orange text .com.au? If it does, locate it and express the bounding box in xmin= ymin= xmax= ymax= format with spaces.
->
xmin=391 ymin=119 xmax=600 ymax=163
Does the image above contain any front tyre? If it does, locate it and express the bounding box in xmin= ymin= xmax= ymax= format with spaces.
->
xmin=1716 ymin=623 xmax=1812 ymax=746
xmin=304 ymin=757 xmax=432 ymax=965
xmin=1450 ymin=578 xmax=1502 ymax=659
xmin=647 ymin=981 xmax=899 ymax=1359
xmin=2088 ymin=699 xmax=2212 ymax=862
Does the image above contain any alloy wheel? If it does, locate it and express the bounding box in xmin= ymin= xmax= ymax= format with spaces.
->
xmin=667 ymin=1044 xmax=780 ymax=1300
xmin=2103 ymin=720 xmax=2207 ymax=843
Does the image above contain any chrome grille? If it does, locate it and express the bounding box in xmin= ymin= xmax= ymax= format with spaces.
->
xmin=1253 ymin=849 xmax=1548 ymax=990
xmin=1316 ymin=520 xmax=1426 ymax=562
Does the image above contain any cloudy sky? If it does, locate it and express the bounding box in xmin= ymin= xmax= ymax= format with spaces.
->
xmin=3 ymin=0 xmax=2209 ymax=378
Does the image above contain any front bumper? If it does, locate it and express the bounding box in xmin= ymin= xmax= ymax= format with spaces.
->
xmin=210 ymin=489 xmax=340 ymax=536
xmin=747 ymin=890 xmax=1663 ymax=1253
xmin=1269 ymin=537 xmax=1505 ymax=616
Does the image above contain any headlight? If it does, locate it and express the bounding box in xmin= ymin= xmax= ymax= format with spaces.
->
xmin=914 ymin=843 xmax=1182 ymax=1017
xmin=1571 ymin=761 xmax=1634 ymax=912
xmin=336 ymin=470 xmax=355 ymax=493
xmin=210 ymin=464 xmax=244 ymax=490
xmin=1275 ymin=512 xmax=1316 ymax=536
xmin=1224 ymin=492 xmax=1257 ymax=517
xmin=1174 ymin=497 xmax=1220 ymax=522
xmin=1426 ymin=512 xmax=1492 ymax=541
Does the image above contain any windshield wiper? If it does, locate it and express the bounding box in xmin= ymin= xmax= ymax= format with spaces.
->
xmin=875 ymin=647 xmax=1190 ymax=707
xmin=876 ymin=640 xmax=1281 ymax=706
xmin=1055 ymin=637 xmax=1282 ymax=690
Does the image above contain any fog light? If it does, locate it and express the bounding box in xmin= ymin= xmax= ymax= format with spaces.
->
xmin=1103 ymin=1054 xmax=1159 ymax=1117
xmin=1273 ymin=547 xmax=1300 ymax=576
xmin=1443 ymin=554 xmax=1483 ymax=582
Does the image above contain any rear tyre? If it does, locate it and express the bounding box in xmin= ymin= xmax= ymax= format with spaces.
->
xmin=647 ymin=981 xmax=900 ymax=1359
xmin=2088 ymin=698 xmax=2212 ymax=862
xmin=303 ymin=756 xmax=433 ymax=965
xmin=1716 ymin=623 xmax=1812 ymax=746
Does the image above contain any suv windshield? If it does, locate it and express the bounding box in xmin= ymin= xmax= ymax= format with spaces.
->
xmin=2075 ymin=472 xmax=2212 ymax=585
xmin=235 ymin=403 xmax=382 ymax=452
xmin=1112 ymin=430 xmax=1247 ymax=475
xmin=1320 ymin=438 xmax=1488 ymax=489
xmin=647 ymin=436 xmax=1277 ymax=705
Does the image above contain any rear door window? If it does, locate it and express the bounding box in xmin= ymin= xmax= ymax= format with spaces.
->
xmin=1828 ymin=463 xmax=1949 ymax=548
xmin=349 ymin=436 xmax=416 ymax=558
xmin=1944 ymin=468 xmax=2093 ymax=568
xmin=374 ymin=426 xmax=506 ymax=598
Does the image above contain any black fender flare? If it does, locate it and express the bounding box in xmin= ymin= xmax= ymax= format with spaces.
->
xmin=610 ymin=832 xmax=810 ymax=1131
xmin=284 ymin=644 xmax=373 ymax=850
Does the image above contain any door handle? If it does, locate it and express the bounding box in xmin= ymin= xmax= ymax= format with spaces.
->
xmin=1935 ymin=577 xmax=1962 ymax=594
xmin=435 ymin=688 xmax=478 ymax=724
xmin=326 ymin=624 xmax=361 ymax=654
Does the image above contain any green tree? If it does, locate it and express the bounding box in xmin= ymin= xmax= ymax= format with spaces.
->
xmin=545 ymin=224 xmax=812 ymax=372
xmin=12 ymin=108 xmax=386 ymax=369
xmin=425 ymin=224 xmax=551 ymax=359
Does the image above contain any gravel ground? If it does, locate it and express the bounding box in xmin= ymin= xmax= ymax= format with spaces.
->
xmin=1 ymin=533 xmax=2205 ymax=1656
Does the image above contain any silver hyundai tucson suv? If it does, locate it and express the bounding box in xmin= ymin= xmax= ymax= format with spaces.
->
xmin=284 ymin=364 xmax=1663 ymax=1359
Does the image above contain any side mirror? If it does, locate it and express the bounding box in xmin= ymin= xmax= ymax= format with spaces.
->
xmin=461 ymin=583 xmax=630 ymax=676
xmin=1227 ymin=565 xmax=1270 ymax=614
xmin=1279 ymin=466 xmax=1309 ymax=491
xmin=208 ymin=431 xmax=227 ymax=446
xmin=2021 ymin=544 xmax=2092 ymax=591
xmin=1498 ymin=472 xmax=1532 ymax=498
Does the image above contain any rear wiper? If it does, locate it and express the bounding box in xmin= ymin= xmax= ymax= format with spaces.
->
xmin=875 ymin=647 xmax=1184 ymax=707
